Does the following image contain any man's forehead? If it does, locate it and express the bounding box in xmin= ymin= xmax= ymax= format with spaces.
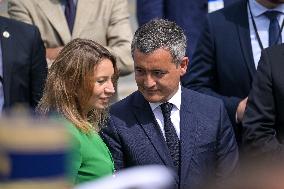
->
xmin=133 ymin=48 xmax=173 ymax=59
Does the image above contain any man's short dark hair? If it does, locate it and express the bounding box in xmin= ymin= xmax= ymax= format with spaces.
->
xmin=131 ymin=19 xmax=187 ymax=65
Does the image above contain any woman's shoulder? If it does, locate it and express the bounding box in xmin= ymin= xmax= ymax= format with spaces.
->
xmin=51 ymin=117 xmax=82 ymax=139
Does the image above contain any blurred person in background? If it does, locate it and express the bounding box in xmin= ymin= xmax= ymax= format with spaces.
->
xmin=37 ymin=38 xmax=118 ymax=184
xmin=136 ymin=0 xmax=237 ymax=58
xmin=242 ymin=44 xmax=284 ymax=159
xmin=205 ymin=162 xmax=284 ymax=189
xmin=0 ymin=16 xmax=47 ymax=113
xmin=182 ymin=0 xmax=284 ymax=145
xmin=7 ymin=0 xmax=133 ymax=77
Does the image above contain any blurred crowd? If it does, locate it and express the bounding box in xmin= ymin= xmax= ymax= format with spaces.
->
xmin=1 ymin=0 xmax=284 ymax=189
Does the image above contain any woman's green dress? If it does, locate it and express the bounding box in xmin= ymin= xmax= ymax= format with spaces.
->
xmin=66 ymin=122 xmax=114 ymax=184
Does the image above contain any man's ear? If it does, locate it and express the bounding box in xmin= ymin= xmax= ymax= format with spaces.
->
xmin=180 ymin=57 xmax=189 ymax=76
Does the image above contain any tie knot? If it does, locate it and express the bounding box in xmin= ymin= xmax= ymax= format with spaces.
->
xmin=160 ymin=102 xmax=173 ymax=115
xmin=264 ymin=11 xmax=280 ymax=20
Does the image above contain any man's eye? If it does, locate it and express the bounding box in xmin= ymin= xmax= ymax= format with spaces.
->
xmin=135 ymin=69 xmax=144 ymax=75
xmin=153 ymin=70 xmax=166 ymax=77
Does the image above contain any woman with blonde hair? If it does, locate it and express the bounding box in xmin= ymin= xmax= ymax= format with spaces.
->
xmin=37 ymin=38 xmax=118 ymax=184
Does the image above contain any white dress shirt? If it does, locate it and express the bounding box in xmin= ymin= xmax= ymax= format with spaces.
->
xmin=248 ymin=0 xmax=284 ymax=68
xmin=149 ymin=84 xmax=181 ymax=139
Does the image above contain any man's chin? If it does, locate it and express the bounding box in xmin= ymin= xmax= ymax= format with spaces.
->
xmin=143 ymin=95 xmax=163 ymax=103
xmin=267 ymin=0 xmax=284 ymax=4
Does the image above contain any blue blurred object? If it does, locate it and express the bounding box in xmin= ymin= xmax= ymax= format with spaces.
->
xmin=0 ymin=117 xmax=71 ymax=188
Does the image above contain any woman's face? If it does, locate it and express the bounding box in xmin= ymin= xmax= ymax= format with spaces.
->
xmin=87 ymin=59 xmax=115 ymax=111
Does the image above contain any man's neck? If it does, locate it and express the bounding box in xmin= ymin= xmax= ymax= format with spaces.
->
xmin=256 ymin=0 xmax=281 ymax=9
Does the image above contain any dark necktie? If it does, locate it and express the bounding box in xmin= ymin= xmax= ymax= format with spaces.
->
xmin=160 ymin=102 xmax=180 ymax=169
xmin=65 ymin=0 xmax=76 ymax=33
xmin=264 ymin=11 xmax=282 ymax=46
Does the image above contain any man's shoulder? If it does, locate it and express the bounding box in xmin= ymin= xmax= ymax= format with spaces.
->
xmin=0 ymin=17 xmax=40 ymax=46
xmin=9 ymin=0 xmax=38 ymax=9
xmin=183 ymin=87 xmax=223 ymax=103
xmin=90 ymin=0 xmax=125 ymax=7
xmin=209 ymin=0 xmax=246 ymax=20
xmin=182 ymin=88 xmax=225 ymax=112
xmin=0 ymin=16 xmax=37 ymax=33
xmin=110 ymin=91 xmax=141 ymax=111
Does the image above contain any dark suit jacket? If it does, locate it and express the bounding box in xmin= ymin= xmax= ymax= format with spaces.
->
xmin=137 ymin=0 xmax=207 ymax=58
xmin=137 ymin=0 xmax=238 ymax=58
xmin=0 ymin=17 xmax=47 ymax=110
xmin=182 ymin=0 xmax=255 ymax=137
xmin=101 ymin=88 xmax=238 ymax=189
xmin=242 ymin=44 xmax=284 ymax=158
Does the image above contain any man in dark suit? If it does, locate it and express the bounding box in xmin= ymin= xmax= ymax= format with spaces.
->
xmin=101 ymin=19 xmax=238 ymax=189
xmin=0 ymin=16 xmax=47 ymax=112
xmin=242 ymin=44 xmax=284 ymax=159
xmin=181 ymin=0 xmax=284 ymax=142
xmin=136 ymin=0 xmax=237 ymax=58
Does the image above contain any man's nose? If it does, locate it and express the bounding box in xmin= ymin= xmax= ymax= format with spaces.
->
xmin=143 ymin=75 xmax=156 ymax=88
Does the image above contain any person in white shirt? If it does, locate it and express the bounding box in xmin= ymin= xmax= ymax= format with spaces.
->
xmin=101 ymin=19 xmax=238 ymax=189
xmin=182 ymin=0 xmax=284 ymax=145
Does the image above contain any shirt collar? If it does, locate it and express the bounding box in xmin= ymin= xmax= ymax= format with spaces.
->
xmin=249 ymin=0 xmax=284 ymax=17
xmin=149 ymin=84 xmax=182 ymax=111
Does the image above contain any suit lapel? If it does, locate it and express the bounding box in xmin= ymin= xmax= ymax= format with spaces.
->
xmin=179 ymin=88 xmax=198 ymax=181
xmin=0 ymin=19 xmax=13 ymax=107
xmin=236 ymin=0 xmax=256 ymax=77
xmin=37 ymin=0 xmax=71 ymax=44
xmin=132 ymin=92 xmax=175 ymax=168
xmin=72 ymin=0 xmax=94 ymax=38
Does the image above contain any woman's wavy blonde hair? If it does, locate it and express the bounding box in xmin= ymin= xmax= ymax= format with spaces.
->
xmin=37 ymin=38 xmax=118 ymax=133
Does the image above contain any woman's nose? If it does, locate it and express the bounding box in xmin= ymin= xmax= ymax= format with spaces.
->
xmin=105 ymin=81 xmax=115 ymax=94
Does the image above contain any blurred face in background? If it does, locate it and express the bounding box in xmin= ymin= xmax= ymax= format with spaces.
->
xmin=86 ymin=59 xmax=115 ymax=111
